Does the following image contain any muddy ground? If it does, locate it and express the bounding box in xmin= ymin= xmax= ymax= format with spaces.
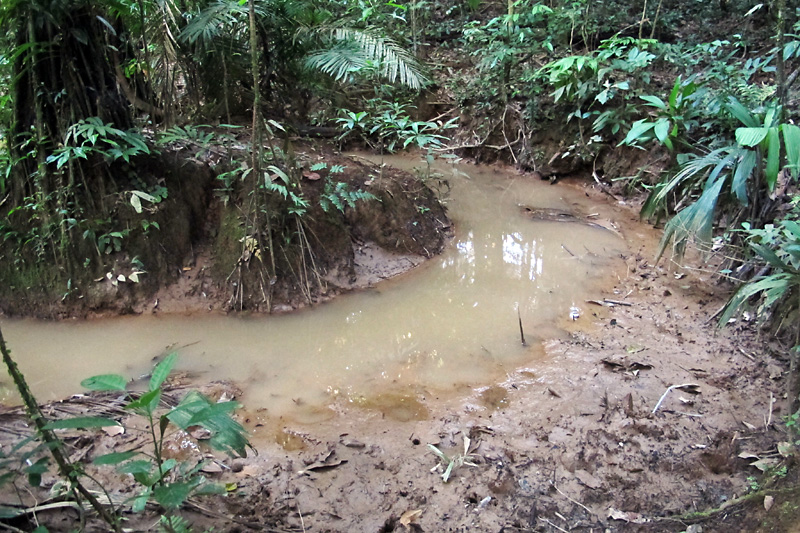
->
xmin=1 ymin=174 xmax=799 ymax=533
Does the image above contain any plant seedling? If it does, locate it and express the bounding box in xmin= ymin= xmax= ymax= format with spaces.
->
xmin=428 ymin=435 xmax=479 ymax=482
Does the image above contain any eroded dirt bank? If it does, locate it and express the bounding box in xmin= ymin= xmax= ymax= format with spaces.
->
xmin=0 ymin=148 xmax=452 ymax=319
xmin=1 ymin=178 xmax=796 ymax=532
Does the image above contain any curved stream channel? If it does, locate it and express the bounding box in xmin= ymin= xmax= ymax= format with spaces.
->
xmin=1 ymin=157 xmax=629 ymax=425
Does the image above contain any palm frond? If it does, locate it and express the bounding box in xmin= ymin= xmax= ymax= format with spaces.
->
xmin=655 ymin=172 xmax=727 ymax=263
xmin=180 ymin=0 xmax=251 ymax=45
xmin=305 ymin=28 xmax=427 ymax=90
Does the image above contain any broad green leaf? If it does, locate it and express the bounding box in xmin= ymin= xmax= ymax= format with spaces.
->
xmin=782 ymin=124 xmax=800 ymax=178
xmin=656 ymin=174 xmax=726 ymax=262
xmin=150 ymin=352 xmax=177 ymax=392
xmin=118 ymin=459 xmax=153 ymax=475
xmin=640 ymin=95 xmax=667 ymax=109
xmin=732 ymin=149 xmax=756 ymax=206
xmin=26 ymin=457 xmax=49 ymax=487
xmin=783 ymin=220 xmax=800 ymax=239
xmin=0 ymin=471 xmax=15 ymax=489
xmin=44 ymin=417 xmax=120 ymax=430
xmin=719 ymin=274 xmax=792 ymax=326
xmin=752 ymin=243 xmax=790 ymax=270
xmin=130 ymin=194 xmax=142 ymax=213
xmin=653 ymin=118 xmax=671 ymax=145
xmin=153 ymin=481 xmax=197 ymax=510
xmin=125 ymin=389 xmax=161 ymax=416
xmin=132 ymin=488 xmax=150 ymax=513
xmin=94 ymin=451 xmax=139 ymax=465
xmin=186 ymin=401 xmax=238 ymax=426
xmin=727 ymin=97 xmax=758 ymax=127
xmin=765 ymin=127 xmax=781 ymax=189
xmin=668 ymin=76 xmax=682 ymax=109
xmin=736 ymin=127 xmax=769 ymax=147
xmin=194 ymin=482 xmax=227 ymax=496
xmin=81 ymin=374 xmax=127 ymax=391
xmin=621 ymin=120 xmax=655 ymax=146
xmin=168 ymin=391 xmax=250 ymax=457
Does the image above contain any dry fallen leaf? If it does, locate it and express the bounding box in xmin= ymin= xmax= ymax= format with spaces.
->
xmin=236 ymin=464 xmax=260 ymax=478
xmin=189 ymin=426 xmax=213 ymax=440
xmin=574 ymin=469 xmax=601 ymax=489
xmin=102 ymin=425 xmax=125 ymax=437
xmin=778 ymin=442 xmax=795 ymax=458
xmin=399 ymin=509 xmax=422 ymax=527
xmin=738 ymin=452 xmax=760 ymax=460
xmin=750 ymin=458 xmax=779 ymax=472
xmin=607 ymin=507 xmax=649 ymax=524
xmin=201 ymin=461 xmax=224 ymax=473
xmin=303 ymin=171 xmax=322 ymax=181
xmin=764 ymin=495 xmax=774 ymax=512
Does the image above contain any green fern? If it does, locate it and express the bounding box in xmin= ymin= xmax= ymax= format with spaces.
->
xmin=319 ymin=180 xmax=377 ymax=213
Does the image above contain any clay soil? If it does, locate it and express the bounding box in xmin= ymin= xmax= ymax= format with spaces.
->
xmin=1 ymin=177 xmax=799 ymax=533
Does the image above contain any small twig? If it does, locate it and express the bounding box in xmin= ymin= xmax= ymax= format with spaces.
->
xmin=766 ymin=391 xmax=774 ymax=431
xmin=664 ymin=409 xmax=704 ymax=418
xmin=539 ymin=517 xmax=569 ymax=533
xmin=704 ymin=302 xmax=727 ymax=325
xmin=518 ymin=306 xmax=527 ymax=347
xmin=551 ymin=481 xmax=594 ymax=516
xmin=299 ymin=507 xmax=306 ymax=533
xmin=738 ymin=347 xmax=756 ymax=361
xmin=603 ymin=299 xmax=631 ymax=307
xmin=652 ymin=383 xmax=698 ymax=414
xmin=561 ymin=244 xmax=575 ymax=257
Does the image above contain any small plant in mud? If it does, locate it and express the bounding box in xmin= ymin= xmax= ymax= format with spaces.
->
xmin=0 ymin=327 xmax=251 ymax=532
xmin=78 ymin=352 xmax=251 ymax=526
xmin=428 ymin=434 xmax=479 ymax=482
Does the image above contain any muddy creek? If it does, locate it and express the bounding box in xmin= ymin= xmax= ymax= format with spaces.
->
xmin=0 ymin=157 xmax=628 ymax=423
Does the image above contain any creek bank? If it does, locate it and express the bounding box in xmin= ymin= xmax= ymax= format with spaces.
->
xmin=0 ymin=147 xmax=452 ymax=319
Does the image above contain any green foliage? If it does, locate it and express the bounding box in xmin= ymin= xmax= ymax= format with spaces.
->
xmin=335 ymin=100 xmax=455 ymax=152
xmin=72 ymin=352 xmax=251 ymax=517
xmin=621 ymin=76 xmax=700 ymax=151
xmin=646 ymin=99 xmax=800 ymax=262
xmin=263 ymin=165 xmax=310 ymax=217
xmin=720 ymin=218 xmax=800 ymax=327
xmin=305 ymin=27 xmax=427 ymax=89
xmin=47 ymin=117 xmax=152 ymax=169
xmin=536 ymin=36 xmax=658 ymax=135
xmin=319 ymin=180 xmax=377 ymax=214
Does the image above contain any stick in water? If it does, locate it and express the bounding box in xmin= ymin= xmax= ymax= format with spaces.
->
xmin=518 ymin=307 xmax=527 ymax=347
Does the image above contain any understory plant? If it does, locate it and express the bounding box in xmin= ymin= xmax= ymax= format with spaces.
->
xmin=645 ymin=99 xmax=800 ymax=262
xmin=0 ymin=330 xmax=251 ymax=532
xmin=720 ymin=215 xmax=800 ymax=328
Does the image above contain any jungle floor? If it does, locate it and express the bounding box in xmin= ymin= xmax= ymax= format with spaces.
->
xmin=1 ymin=174 xmax=799 ymax=533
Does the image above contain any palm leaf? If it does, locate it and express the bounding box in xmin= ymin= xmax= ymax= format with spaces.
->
xmin=655 ymin=173 xmax=726 ymax=263
xmin=718 ymin=273 xmax=793 ymax=326
xmin=641 ymin=146 xmax=736 ymax=220
xmin=305 ymin=28 xmax=427 ymax=89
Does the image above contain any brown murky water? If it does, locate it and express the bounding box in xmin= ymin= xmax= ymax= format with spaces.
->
xmin=0 ymin=157 xmax=627 ymax=422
